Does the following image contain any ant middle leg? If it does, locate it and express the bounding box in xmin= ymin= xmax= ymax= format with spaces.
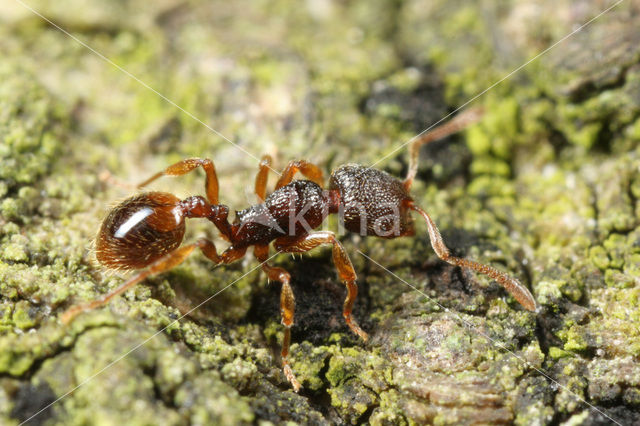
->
xmin=275 ymin=232 xmax=369 ymax=342
xmin=275 ymin=160 xmax=324 ymax=189
xmin=254 ymin=155 xmax=273 ymax=201
xmin=138 ymin=158 xmax=220 ymax=204
xmin=409 ymin=203 xmax=538 ymax=312
xmin=254 ymin=244 xmax=300 ymax=392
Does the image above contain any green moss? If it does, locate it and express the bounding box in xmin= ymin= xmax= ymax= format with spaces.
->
xmin=535 ymin=280 xmax=564 ymax=308
xmin=562 ymin=325 xmax=588 ymax=352
xmin=589 ymin=245 xmax=610 ymax=270
xmin=387 ymin=68 xmax=423 ymax=93
xmin=220 ymin=357 xmax=259 ymax=391
xmin=623 ymin=387 xmax=640 ymax=406
xmin=11 ymin=302 xmax=36 ymax=330
xmin=603 ymin=233 xmax=627 ymax=269
xmin=470 ymin=156 xmax=511 ymax=177
xmin=325 ymin=347 xmax=363 ymax=387
xmin=369 ymin=389 xmax=407 ymax=425
xmin=1 ymin=242 xmax=28 ymax=263
xmin=328 ymin=381 xmax=377 ymax=423
xmin=0 ymin=65 xmax=64 ymax=194
xmin=288 ymin=342 xmax=329 ymax=391
xmin=556 ymin=111 xmax=602 ymax=149
xmin=604 ymin=269 xmax=636 ymax=289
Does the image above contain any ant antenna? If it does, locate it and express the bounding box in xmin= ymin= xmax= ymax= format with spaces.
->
xmin=404 ymin=107 xmax=485 ymax=190
xmin=409 ymin=203 xmax=538 ymax=312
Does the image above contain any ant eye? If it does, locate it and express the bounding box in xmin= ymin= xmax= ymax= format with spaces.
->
xmin=96 ymin=192 xmax=186 ymax=270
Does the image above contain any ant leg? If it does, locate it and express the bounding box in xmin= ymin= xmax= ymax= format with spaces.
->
xmin=404 ymin=107 xmax=484 ymax=190
xmin=62 ymin=239 xmax=246 ymax=324
xmin=99 ymin=170 xmax=137 ymax=191
xmin=275 ymin=232 xmax=369 ymax=341
xmin=138 ymin=158 xmax=220 ymax=204
xmin=409 ymin=203 xmax=538 ymax=312
xmin=254 ymin=155 xmax=273 ymax=201
xmin=254 ymin=245 xmax=300 ymax=392
xmin=63 ymin=239 xmax=218 ymax=323
xmin=275 ymin=160 xmax=324 ymax=189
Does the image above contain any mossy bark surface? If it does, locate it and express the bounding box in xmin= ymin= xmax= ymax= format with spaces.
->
xmin=1 ymin=1 xmax=639 ymax=425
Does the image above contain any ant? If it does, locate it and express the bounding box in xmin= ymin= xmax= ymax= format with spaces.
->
xmin=61 ymin=108 xmax=537 ymax=392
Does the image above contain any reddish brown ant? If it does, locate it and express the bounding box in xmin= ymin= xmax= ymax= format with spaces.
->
xmin=61 ymin=108 xmax=537 ymax=391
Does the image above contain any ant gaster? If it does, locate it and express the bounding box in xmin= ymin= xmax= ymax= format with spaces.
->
xmin=62 ymin=108 xmax=537 ymax=391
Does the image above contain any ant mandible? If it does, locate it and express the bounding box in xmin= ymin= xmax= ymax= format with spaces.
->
xmin=62 ymin=108 xmax=537 ymax=391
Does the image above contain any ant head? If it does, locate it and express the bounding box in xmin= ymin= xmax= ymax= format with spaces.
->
xmin=96 ymin=192 xmax=186 ymax=269
xmin=329 ymin=164 xmax=415 ymax=238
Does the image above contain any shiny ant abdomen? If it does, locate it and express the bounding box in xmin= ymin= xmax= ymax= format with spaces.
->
xmin=62 ymin=108 xmax=537 ymax=391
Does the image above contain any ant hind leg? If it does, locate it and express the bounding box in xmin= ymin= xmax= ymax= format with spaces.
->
xmin=254 ymin=155 xmax=273 ymax=201
xmin=62 ymin=239 xmax=246 ymax=324
xmin=138 ymin=158 xmax=220 ymax=204
xmin=275 ymin=160 xmax=324 ymax=189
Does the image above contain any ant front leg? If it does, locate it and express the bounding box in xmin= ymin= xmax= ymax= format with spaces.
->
xmin=254 ymin=244 xmax=300 ymax=392
xmin=275 ymin=232 xmax=369 ymax=342
xmin=275 ymin=160 xmax=324 ymax=189
xmin=409 ymin=203 xmax=538 ymax=312
xmin=138 ymin=158 xmax=220 ymax=204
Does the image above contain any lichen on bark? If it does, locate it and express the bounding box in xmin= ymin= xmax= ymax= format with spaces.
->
xmin=1 ymin=1 xmax=639 ymax=425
